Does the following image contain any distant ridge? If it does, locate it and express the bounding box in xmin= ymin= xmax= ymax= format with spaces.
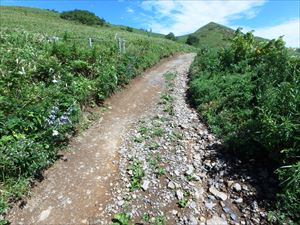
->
xmin=177 ymin=22 xmax=266 ymax=48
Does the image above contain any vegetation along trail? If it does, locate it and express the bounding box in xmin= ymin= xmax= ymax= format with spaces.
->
xmin=7 ymin=54 xmax=196 ymax=224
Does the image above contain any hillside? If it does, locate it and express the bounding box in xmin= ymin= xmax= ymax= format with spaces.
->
xmin=0 ymin=6 xmax=168 ymax=39
xmin=177 ymin=22 xmax=234 ymax=48
xmin=178 ymin=22 xmax=266 ymax=48
xmin=0 ymin=6 xmax=191 ymax=220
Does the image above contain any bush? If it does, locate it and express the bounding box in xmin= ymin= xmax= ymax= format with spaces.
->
xmin=60 ymin=9 xmax=105 ymax=26
xmin=186 ymin=35 xmax=199 ymax=46
xmin=126 ymin=26 xmax=133 ymax=32
xmin=188 ymin=30 xmax=300 ymax=223
xmin=165 ymin=32 xmax=176 ymax=41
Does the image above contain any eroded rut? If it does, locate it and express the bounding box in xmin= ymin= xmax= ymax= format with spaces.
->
xmin=7 ymin=54 xmax=196 ymax=225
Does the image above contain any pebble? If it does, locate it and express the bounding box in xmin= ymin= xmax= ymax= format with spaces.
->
xmin=230 ymin=213 xmax=238 ymax=221
xmin=206 ymin=215 xmax=228 ymax=225
xmin=209 ymin=186 xmax=228 ymax=201
xmin=205 ymin=202 xmax=216 ymax=210
xmin=176 ymin=190 xmax=184 ymax=200
xmin=232 ymin=183 xmax=242 ymax=192
xmin=167 ymin=181 xmax=175 ymax=189
xmin=117 ymin=200 xmax=124 ymax=206
xmin=141 ymin=180 xmax=150 ymax=191
xmin=186 ymin=165 xmax=194 ymax=175
xmin=189 ymin=215 xmax=198 ymax=225
xmin=227 ymin=181 xmax=233 ymax=189
xmin=234 ymin=198 xmax=243 ymax=204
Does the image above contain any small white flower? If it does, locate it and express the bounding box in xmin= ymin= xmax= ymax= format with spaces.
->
xmin=52 ymin=79 xmax=58 ymax=83
xmin=18 ymin=67 xmax=26 ymax=75
xmin=52 ymin=130 xmax=59 ymax=136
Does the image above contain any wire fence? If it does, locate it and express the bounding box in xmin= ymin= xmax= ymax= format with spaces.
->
xmin=47 ymin=32 xmax=126 ymax=53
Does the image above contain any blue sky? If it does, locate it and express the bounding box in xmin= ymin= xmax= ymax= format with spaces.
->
xmin=1 ymin=0 xmax=299 ymax=47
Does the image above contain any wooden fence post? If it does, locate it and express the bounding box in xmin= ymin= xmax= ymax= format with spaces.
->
xmin=89 ymin=38 xmax=92 ymax=48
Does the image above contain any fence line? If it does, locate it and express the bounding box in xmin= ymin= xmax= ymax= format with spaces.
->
xmin=48 ymin=33 xmax=126 ymax=53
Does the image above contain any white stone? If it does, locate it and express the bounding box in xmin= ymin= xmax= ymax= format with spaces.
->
xmin=234 ymin=198 xmax=243 ymax=203
xmin=167 ymin=181 xmax=175 ymax=189
xmin=38 ymin=207 xmax=52 ymax=222
xmin=117 ymin=200 xmax=124 ymax=206
xmin=232 ymin=183 xmax=242 ymax=192
xmin=141 ymin=180 xmax=150 ymax=191
xmin=186 ymin=165 xmax=194 ymax=175
xmin=206 ymin=215 xmax=228 ymax=225
xmin=176 ymin=190 xmax=184 ymax=200
xmin=209 ymin=186 xmax=227 ymax=201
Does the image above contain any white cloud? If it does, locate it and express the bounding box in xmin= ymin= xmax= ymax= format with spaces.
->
xmin=251 ymin=19 xmax=300 ymax=47
xmin=127 ymin=7 xmax=134 ymax=14
xmin=140 ymin=0 xmax=266 ymax=35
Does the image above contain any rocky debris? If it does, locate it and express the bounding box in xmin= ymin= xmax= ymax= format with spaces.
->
xmin=94 ymin=55 xmax=272 ymax=224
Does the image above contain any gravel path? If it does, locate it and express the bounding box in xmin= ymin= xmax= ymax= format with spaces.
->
xmin=6 ymin=54 xmax=196 ymax=225
xmin=7 ymin=53 xmax=272 ymax=225
xmin=94 ymin=53 xmax=272 ymax=225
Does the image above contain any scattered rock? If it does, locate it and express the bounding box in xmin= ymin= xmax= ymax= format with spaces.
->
xmin=176 ymin=190 xmax=184 ymax=200
xmin=242 ymin=185 xmax=249 ymax=191
xmin=234 ymin=198 xmax=243 ymax=204
xmin=94 ymin=56 xmax=270 ymax=224
xmin=226 ymin=180 xmax=234 ymax=187
xmin=232 ymin=183 xmax=242 ymax=192
xmin=171 ymin=209 xmax=178 ymax=215
xmin=141 ymin=180 xmax=150 ymax=191
xmin=38 ymin=207 xmax=52 ymax=222
xmin=205 ymin=202 xmax=216 ymax=210
xmin=167 ymin=181 xmax=175 ymax=189
xmin=189 ymin=215 xmax=198 ymax=225
xmin=200 ymin=216 xmax=206 ymax=222
xmin=117 ymin=200 xmax=124 ymax=206
xmin=185 ymin=165 xmax=194 ymax=175
xmin=230 ymin=213 xmax=238 ymax=221
xmin=206 ymin=215 xmax=228 ymax=225
xmin=209 ymin=186 xmax=227 ymax=201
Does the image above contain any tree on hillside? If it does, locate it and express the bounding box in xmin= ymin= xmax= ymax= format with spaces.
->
xmin=60 ymin=10 xmax=106 ymax=26
xmin=165 ymin=32 xmax=177 ymax=41
xmin=126 ymin=26 xmax=133 ymax=32
xmin=186 ymin=35 xmax=199 ymax=46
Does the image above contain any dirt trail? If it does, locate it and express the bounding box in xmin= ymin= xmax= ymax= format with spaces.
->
xmin=7 ymin=54 xmax=196 ymax=225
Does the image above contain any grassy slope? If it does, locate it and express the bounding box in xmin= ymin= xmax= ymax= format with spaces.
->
xmin=113 ymin=24 xmax=165 ymax=39
xmin=0 ymin=6 xmax=192 ymax=220
xmin=177 ymin=22 xmax=267 ymax=48
xmin=0 ymin=6 xmax=166 ymax=40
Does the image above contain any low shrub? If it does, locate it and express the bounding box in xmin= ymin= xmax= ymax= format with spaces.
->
xmin=188 ymin=29 xmax=300 ymax=223
xmin=186 ymin=34 xmax=199 ymax=46
xmin=60 ymin=9 xmax=106 ymax=26
xmin=165 ymin=32 xmax=176 ymax=41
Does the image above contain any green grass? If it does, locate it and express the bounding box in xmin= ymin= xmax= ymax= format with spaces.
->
xmin=0 ymin=6 xmax=168 ymax=41
xmin=0 ymin=6 xmax=192 ymax=220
